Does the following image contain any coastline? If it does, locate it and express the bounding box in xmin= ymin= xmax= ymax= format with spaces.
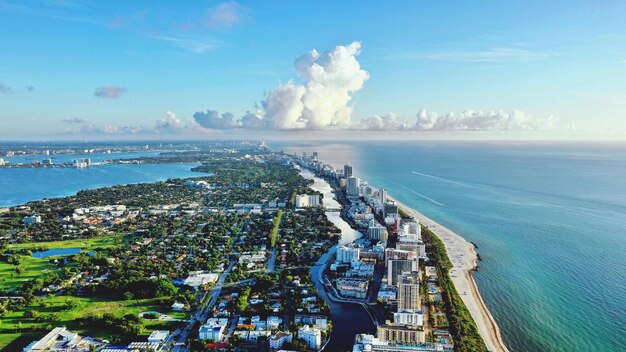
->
xmin=388 ymin=195 xmax=509 ymax=352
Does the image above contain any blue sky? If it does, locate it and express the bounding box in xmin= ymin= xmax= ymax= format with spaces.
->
xmin=1 ymin=0 xmax=625 ymax=139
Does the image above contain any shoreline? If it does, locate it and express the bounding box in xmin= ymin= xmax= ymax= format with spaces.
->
xmin=388 ymin=195 xmax=509 ymax=352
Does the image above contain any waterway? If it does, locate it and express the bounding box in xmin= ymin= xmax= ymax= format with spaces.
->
xmin=302 ymin=169 xmax=375 ymax=351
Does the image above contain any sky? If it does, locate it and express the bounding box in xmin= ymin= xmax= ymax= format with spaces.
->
xmin=1 ymin=0 xmax=626 ymax=140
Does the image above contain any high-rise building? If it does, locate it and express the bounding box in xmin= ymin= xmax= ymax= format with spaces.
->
xmin=295 ymin=194 xmax=320 ymax=208
xmin=379 ymin=188 xmax=388 ymax=204
xmin=387 ymin=260 xmax=418 ymax=286
xmin=384 ymin=203 xmax=398 ymax=217
xmin=347 ymin=176 xmax=360 ymax=198
xmin=367 ymin=226 xmax=388 ymax=242
xmin=397 ymin=273 xmax=420 ymax=311
xmin=344 ymin=163 xmax=353 ymax=178
xmin=337 ymin=245 xmax=360 ymax=263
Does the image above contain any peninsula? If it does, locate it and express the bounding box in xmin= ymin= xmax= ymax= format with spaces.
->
xmin=295 ymin=151 xmax=509 ymax=352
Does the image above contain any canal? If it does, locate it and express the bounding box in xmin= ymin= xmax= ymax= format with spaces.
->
xmin=301 ymin=169 xmax=376 ymax=351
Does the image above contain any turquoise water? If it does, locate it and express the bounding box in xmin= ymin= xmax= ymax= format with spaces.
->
xmin=0 ymin=161 xmax=202 ymax=207
xmin=277 ymin=141 xmax=626 ymax=352
xmin=32 ymin=248 xmax=82 ymax=258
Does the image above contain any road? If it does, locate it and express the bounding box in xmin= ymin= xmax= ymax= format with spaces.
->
xmin=171 ymin=260 xmax=235 ymax=352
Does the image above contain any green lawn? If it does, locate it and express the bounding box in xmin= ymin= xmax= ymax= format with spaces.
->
xmin=8 ymin=234 xmax=126 ymax=251
xmin=0 ymin=256 xmax=53 ymax=292
xmin=0 ymin=235 xmax=126 ymax=292
xmin=0 ymin=294 xmax=187 ymax=351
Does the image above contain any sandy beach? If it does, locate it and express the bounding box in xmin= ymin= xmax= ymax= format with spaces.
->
xmin=388 ymin=195 xmax=509 ymax=352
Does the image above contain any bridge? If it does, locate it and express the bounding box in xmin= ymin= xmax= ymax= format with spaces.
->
xmin=323 ymin=207 xmax=342 ymax=212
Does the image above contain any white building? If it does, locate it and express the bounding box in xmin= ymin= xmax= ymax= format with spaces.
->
xmin=393 ymin=310 xmax=424 ymax=326
xmin=295 ymin=194 xmax=321 ymax=208
xmin=199 ymin=318 xmax=228 ymax=341
xmin=72 ymin=158 xmax=91 ymax=168
xmin=378 ymin=188 xmax=388 ymax=204
xmin=298 ymin=325 xmax=322 ymax=350
xmin=269 ymin=331 xmax=292 ymax=350
xmin=346 ymin=176 xmax=360 ymax=198
xmin=23 ymin=327 xmax=96 ymax=352
xmin=147 ymin=330 xmax=169 ymax=343
xmin=183 ymin=271 xmax=219 ymax=289
xmin=23 ymin=215 xmax=42 ymax=225
xmin=336 ymin=245 xmax=360 ymax=263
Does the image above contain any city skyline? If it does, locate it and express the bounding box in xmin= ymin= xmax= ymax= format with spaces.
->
xmin=1 ymin=0 xmax=626 ymax=140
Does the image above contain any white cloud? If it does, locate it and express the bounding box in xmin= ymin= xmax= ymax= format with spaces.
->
xmin=262 ymin=41 xmax=370 ymax=129
xmin=358 ymin=113 xmax=409 ymax=130
xmin=148 ymin=35 xmax=220 ymax=54
xmin=415 ymin=109 xmax=556 ymax=131
xmin=419 ymin=47 xmax=550 ymax=63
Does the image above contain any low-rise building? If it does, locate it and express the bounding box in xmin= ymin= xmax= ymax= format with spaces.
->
xmin=269 ymin=331 xmax=292 ymax=350
xmin=23 ymin=327 xmax=99 ymax=352
xmin=377 ymin=323 xmax=425 ymax=344
xmin=336 ymin=278 xmax=369 ymax=299
xmin=147 ymin=330 xmax=169 ymax=343
xmin=298 ymin=325 xmax=322 ymax=350
xmin=23 ymin=215 xmax=42 ymax=225
xmin=199 ymin=318 xmax=228 ymax=341
xmin=393 ymin=310 xmax=424 ymax=326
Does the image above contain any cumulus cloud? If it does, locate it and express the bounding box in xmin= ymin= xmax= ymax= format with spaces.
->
xmin=0 ymin=83 xmax=15 ymax=94
xmin=190 ymin=42 xmax=369 ymax=130
xmin=94 ymin=86 xmax=127 ymax=99
xmin=415 ymin=109 xmax=556 ymax=131
xmin=75 ymin=123 xmax=145 ymax=135
xmin=185 ymin=42 xmax=557 ymax=134
xmin=262 ymin=41 xmax=369 ymax=129
xmin=155 ymin=110 xmax=187 ymax=133
xmin=193 ymin=109 xmax=238 ymax=129
xmin=359 ymin=113 xmax=409 ymax=130
xmin=64 ymin=111 xmax=207 ymax=136
xmin=61 ymin=117 xmax=85 ymax=124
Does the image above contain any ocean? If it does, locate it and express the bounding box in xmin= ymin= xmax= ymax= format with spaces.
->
xmin=276 ymin=141 xmax=626 ymax=352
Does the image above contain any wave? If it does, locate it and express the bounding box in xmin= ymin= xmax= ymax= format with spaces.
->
xmin=411 ymin=170 xmax=626 ymax=213
xmin=393 ymin=182 xmax=445 ymax=206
